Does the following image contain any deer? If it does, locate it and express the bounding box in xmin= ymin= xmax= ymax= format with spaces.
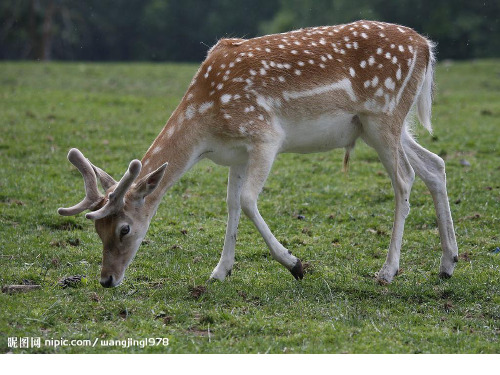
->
xmin=58 ymin=20 xmax=459 ymax=288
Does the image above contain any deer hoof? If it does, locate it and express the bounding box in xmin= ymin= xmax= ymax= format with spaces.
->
xmin=375 ymin=266 xmax=398 ymax=284
xmin=438 ymin=271 xmax=452 ymax=279
xmin=290 ymin=259 xmax=304 ymax=280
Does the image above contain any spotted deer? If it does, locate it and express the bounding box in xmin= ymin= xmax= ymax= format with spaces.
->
xmin=59 ymin=20 xmax=459 ymax=288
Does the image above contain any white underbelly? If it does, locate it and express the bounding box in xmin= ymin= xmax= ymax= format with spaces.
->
xmin=278 ymin=112 xmax=362 ymax=153
xmin=203 ymin=139 xmax=249 ymax=166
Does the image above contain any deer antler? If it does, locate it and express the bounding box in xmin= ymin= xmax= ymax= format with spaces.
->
xmin=85 ymin=159 xmax=142 ymax=221
xmin=58 ymin=148 xmax=104 ymax=216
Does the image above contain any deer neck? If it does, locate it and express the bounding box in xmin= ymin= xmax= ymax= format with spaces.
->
xmin=139 ymin=103 xmax=204 ymax=214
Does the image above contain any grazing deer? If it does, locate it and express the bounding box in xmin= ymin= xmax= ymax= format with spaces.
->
xmin=59 ymin=20 xmax=458 ymax=288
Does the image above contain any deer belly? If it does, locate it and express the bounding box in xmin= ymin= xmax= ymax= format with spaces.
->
xmin=204 ymin=140 xmax=249 ymax=166
xmin=279 ymin=112 xmax=362 ymax=153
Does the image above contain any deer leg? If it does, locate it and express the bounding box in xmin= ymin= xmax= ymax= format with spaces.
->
xmin=240 ymin=143 xmax=303 ymax=280
xmin=362 ymin=118 xmax=415 ymax=283
xmin=210 ymin=164 xmax=246 ymax=281
xmin=402 ymin=132 xmax=459 ymax=278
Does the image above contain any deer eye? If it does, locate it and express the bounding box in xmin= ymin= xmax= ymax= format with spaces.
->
xmin=120 ymin=225 xmax=130 ymax=238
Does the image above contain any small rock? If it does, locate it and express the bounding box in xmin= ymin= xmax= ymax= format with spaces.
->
xmin=460 ymin=159 xmax=471 ymax=167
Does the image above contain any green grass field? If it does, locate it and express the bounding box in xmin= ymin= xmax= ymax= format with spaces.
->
xmin=1 ymin=60 xmax=499 ymax=353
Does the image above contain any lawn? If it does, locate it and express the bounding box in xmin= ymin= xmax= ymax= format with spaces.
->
xmin=0 ymin=60 xmax=499 ymax=353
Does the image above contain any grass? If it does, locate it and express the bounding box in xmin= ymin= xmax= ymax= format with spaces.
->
xmin=0 ymin=60 xmax=499 ymax=353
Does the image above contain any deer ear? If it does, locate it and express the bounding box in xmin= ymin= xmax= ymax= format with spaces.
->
xmin=131 ymin=163 xmax=168 ymax=200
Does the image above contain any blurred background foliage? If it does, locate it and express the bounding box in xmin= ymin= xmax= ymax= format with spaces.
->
xmin=1 ymin=0 xmax=499 ymax=62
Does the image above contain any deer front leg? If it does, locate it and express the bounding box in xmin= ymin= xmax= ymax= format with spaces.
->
xmin=240 ymin=143 xmax=303 ymax=280
xmin=210 ymin=164 xmax=246 ymax=281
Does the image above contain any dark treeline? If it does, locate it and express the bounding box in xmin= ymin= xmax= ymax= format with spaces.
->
xmin=1 ymin=0 xmax=499 ymax=62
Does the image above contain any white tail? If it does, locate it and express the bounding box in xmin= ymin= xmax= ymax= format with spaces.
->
xmin=59 ymin=20 xmax=458 ymax=288
xmin=416 ymin=41 xmax=436 ymax=133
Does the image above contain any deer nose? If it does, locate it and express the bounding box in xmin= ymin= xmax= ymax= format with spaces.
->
xmin=100 ymin=275 xmax=114 ymax=288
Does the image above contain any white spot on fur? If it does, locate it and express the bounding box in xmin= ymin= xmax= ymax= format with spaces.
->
xmin=220 ymin=94 xmax=232 ymax=104
xmin=377 ymin=48 xmax=383 ymax=55
xmin=349 ymin=67 xmax=356 ymax=77
xmin=185 ymin=104 xmax=196 ymax=119
xmin=198 ymin=101 xmax=214 ymax=114
xmin=396 ymin=68 xmax=402 ymax=80
xmin=384 ymin=77 xmax=395 ymax=91
xmin=295 ymin=69 xmax=301 ymax=75
xmin=361 ymin=32 xmax=368 ymax=39
xmin=360 ymin=60 xmax=367 ymax=68
xmin=371 ymin=76 xmax=379 ymax=87
xmin=375 ymin=87 xmax=383 ymax=97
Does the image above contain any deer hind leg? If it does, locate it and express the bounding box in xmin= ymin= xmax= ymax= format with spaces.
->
xmin=402 ymin=131 xmax=459 ymax=278
xmin=239 ymin=142 xmax=304 ymax=280
xmin=210 ymin=164 xmax=246 ymax=281
xmin=361 ymin=116 xmax=415 ymax=283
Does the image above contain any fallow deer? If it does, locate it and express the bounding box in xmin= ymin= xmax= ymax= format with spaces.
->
xmin=59 ymin=20 xmax=459 ymax=288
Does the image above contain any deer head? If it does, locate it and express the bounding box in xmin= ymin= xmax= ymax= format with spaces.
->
xmin=58 ymin=148 xmax=167 ymax=287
